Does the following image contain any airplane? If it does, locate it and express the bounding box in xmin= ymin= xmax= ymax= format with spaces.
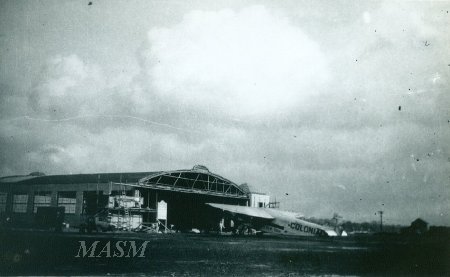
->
xmin=206 ymin=203 xmax=338 ymax=237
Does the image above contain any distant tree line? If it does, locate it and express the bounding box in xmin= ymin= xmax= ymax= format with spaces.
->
xmin=305 ymin=217 xmax=404 ymax=233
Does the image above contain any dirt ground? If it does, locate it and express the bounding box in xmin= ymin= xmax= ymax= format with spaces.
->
xmin=0 ymin=229 xmax=449 ymax=276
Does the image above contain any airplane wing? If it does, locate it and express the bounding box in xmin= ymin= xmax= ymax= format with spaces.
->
xmin=206 ymin=203 xmax=339 ymax=237
xmin=206 ymin=203 xmax=274 ymax=220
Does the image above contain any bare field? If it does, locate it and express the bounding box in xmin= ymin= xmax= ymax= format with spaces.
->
xmin=1 ymin=230 xmax=449 ymax=276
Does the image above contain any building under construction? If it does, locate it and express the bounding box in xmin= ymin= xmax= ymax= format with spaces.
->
xmin=0 ymin=165 xmax=270 ymax=232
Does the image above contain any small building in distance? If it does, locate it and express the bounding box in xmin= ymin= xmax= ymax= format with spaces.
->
xmin=401 ymin=218 xmax=429 ymax=235
xmin=239 ymin=183 xmax=270 ymax=208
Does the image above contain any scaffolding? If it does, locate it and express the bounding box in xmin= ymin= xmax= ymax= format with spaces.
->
xmin=86 ymin=183 xmax=157 ymax=231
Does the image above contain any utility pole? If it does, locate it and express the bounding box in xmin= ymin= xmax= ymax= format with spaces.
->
xmin=378 ymin=210 xmax=384 ymax=232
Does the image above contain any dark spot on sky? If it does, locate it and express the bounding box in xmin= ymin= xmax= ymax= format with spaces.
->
xmin=285 ymin=193 xmax=289 ymax=196
xmin=374 ymin=29 xmax=376 ymax=32
xmin=398 ymin=106 xmax=401 ymax=111
xmin=416 ymin=159 xmax=419 ymax=162
xmin=88 ymin=1 xmax=92 ymax=5
xmin=355 ymin=59 xmax=358 ymax=62
xmin=293 ymin=135 xmax=296 ymax=138
xmin=424 ymin=41 xmax=430 ymax=46
xmin=386 ymin=181 xmax=389 ymax=183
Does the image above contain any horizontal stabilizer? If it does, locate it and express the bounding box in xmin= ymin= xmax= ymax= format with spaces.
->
xmin=324 ymin=230 xmax=338 ymax=236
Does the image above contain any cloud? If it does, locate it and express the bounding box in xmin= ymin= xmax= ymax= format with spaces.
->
xmin=27 ymin=54 xmax=154 ymax=121
xmin=143 ymin=6 xmax=329 ymax=117
xmin=363 ymin=12 xmax=371 ymax=24
xmin=0 ymin=123 xmax=201 ymax=175
xmin=28 ymin=55 xmax=105 ymax=116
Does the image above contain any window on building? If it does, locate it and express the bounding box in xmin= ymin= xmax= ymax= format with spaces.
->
xmin=57 ymin=191 xmax=77 ymax=214
xmin=13 ymin=194 xmax=28 ymax=213
xmin=258 ymin=202 xmax=264 ymax=208
xmin=33 ymin=191 xmax=52 ymax=213
xmin=0 ymin=192 xmax=7 ymax=212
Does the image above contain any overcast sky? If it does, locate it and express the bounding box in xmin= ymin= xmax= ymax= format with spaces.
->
xmin=0 ymin=0 xmax=449 ymax=226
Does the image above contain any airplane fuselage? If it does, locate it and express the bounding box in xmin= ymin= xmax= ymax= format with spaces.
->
xmin=206 ymin=203 xmax=338 ymax=237
xmin=261 ymin=208 xmax=334 ymax=236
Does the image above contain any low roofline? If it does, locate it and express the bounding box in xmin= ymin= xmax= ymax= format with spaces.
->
xmin=0 ymin=171 xmax=159 ymax=185
xmin=249 ymin=192 xmax=267 ymax=195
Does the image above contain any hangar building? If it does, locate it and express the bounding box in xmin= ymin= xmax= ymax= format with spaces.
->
xmin=0 ymin=165 xmax=262 ymax=231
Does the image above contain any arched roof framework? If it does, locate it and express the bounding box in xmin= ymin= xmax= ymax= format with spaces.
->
xmin=137 ymin=168 xmax=247 ymax=199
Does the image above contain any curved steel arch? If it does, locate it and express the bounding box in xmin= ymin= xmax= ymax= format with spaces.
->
xmin=138 ymin=169 xmax=247 ymax=198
